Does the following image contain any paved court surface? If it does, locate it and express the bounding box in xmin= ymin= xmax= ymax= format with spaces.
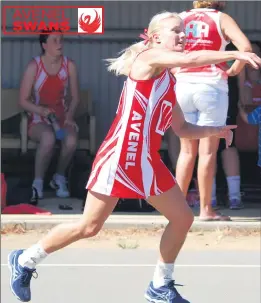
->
xmin=1 ymin=247 xmax=260 ymax=303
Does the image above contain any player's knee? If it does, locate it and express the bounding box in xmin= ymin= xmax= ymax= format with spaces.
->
xmin=199 ymin=149 xmax=217 ymax=158
xmin=63 ymin=133 xmax=78 ymax=151
xmin=180 ymin=148 xmax=198 ymax=160
xmin=182 ymin=207 xmax=194 ymax=231
xmin=199 ymin=139 xmax=220 ymax=156
xmin=172 ymin=207 xmax=194 ymax=232
xmin=79 ymin=221 xmax=102 ymax=238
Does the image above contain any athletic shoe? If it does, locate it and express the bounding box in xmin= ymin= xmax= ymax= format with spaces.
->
xmin=145 ymin=280 xmax=190 ymax=303
xmin=229 ymin=199 xmax=244 ymax=210
xmin=50 ymin=175 xmax=70 ymax=198
xmin=8 ymin=249 xmax=37 ymax=302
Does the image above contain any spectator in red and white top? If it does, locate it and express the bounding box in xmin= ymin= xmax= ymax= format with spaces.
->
xmin=172 ymin=1 xmax=253 ymax=220
xmin=19 ymin=28 xmax=80 ymax=202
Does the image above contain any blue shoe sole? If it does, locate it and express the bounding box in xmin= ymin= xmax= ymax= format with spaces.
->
xmin=144 ymin=293 xmax=165 ymax=303
xmin=230 ymin=205 xmax=244 ymax=210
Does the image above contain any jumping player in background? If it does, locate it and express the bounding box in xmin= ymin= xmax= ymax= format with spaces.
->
xmin=173 ymin=1 xmax=253 ymax=220
xmin=19 ymin=29 xmax=80 ymax=202
xmin=8 ymin=11 xmax=261 ymax=303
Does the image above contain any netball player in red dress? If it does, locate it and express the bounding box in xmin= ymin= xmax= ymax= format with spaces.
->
xmin=19 ymin=29 xmax=80 ymax=201
xmin=8 ymin=11 xmax=261 ymax=303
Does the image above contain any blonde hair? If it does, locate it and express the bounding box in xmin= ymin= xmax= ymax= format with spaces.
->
xmin=105 ymin=11 xmax=181 ymax=76
xmin=193 ymin=1 xmax=225 ymax=10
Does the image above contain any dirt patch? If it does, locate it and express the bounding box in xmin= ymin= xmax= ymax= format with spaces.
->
xmin=1 ymin=228 xmax=260 ymax=250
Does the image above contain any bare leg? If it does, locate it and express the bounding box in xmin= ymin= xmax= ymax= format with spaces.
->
xmin=56 ymin=126 xmax=78 ymax=175
xmin=147 ymin=185 xmax=194 ymax=264
xmin=221 ymin=147 xmax=240 ymax=177
xmin=198 ymin=137 xmax=230 ymax=220
xmin=211 ymin=160 xmax=218 ymax=207
xmin=41 ymin=191 xmax=117 ymax=252
xmin=18 ymin=191 xmax=118 ymax=267
xmin=221 ymin=146 xmax=242 ymax=206
xmin=29 ymin=123 xmax=56 ymax=198
xmin=29 ymin=123 xmax=56 ymax=180
xmin=50 ymin=126 xmax=78 ymax=197
xmin=175 ymin=138 xmax=198 ymax=196
xmin=146 ymin=185 xmax=193 ymax=293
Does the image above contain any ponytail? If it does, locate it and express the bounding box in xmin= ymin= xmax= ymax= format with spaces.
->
xmin=105 ymin=11 xmax=181 ymax=77
xmin=105 ymin=41 xmax=149 ymax=77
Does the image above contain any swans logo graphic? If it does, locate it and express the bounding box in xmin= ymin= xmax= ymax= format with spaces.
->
xmin=2 ymin=6 xmax=104 ymax=36
xmin=77 ymin=7 xmax=104 ymax=34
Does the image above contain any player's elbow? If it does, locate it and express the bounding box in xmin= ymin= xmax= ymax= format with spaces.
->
xmin=19 ymin=98 xmax=26 ymax=109
xmin=243 ymin=45 xmax=252 ymax=52
xmin=238 ymin=42 xmax=252 ymax=52
xmin=19 ymin=96 xmax=31 ymax=111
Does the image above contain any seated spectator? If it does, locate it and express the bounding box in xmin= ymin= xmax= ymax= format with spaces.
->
xmin=19 ymin=28 xmax=80 ymax=203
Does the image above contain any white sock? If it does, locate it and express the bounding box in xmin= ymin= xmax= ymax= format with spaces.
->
xmin=18 ymin=242 xmax=48 ymax=269
xmin=211 ymin=177 xmax=216 ymax=201
xmin=54 ymin=173 xmax=66 ymax=182
xmin=153 ymin=260 xmax=174 ymax=288
xmin=32 ymin=179 xmax=43 ymax=191
xmin=226 ymin=176 xmax=241 ymax=200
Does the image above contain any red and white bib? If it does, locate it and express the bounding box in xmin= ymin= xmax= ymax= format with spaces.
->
xmin=175 ymin=8 xmax=230 ymax=91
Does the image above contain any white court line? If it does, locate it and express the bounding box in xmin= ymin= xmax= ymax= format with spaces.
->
xmin=1 ymin=263 xmax=260 ymax=268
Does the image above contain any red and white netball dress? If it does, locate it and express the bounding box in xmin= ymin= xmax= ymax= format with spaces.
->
xmin=87 ymin=69 xmax=177 ymax=199
xmin=28 ymin=56 xmax=69 ymax=129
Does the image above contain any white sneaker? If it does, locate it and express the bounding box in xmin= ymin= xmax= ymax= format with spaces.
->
xmin=50 ymin=175 xmax=70 ymax=198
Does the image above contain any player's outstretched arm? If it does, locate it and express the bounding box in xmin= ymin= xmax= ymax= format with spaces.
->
xmin=147 ymin=48 xmax=261 ymax=70
xmin=171 ymin=102 xmax=236 ymax=148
